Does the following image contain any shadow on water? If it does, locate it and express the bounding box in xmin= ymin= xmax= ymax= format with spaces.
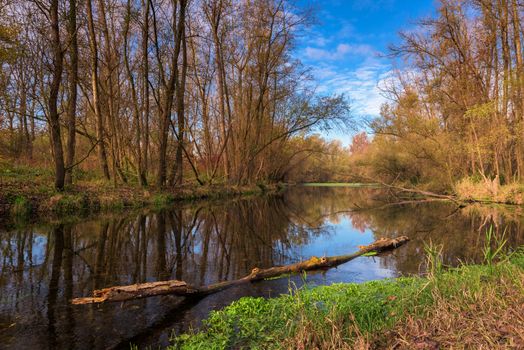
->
xmin=1 ymin=186 xmax=523 ymax=349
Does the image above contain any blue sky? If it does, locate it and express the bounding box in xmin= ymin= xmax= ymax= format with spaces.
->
xmin=295 ymin=0 xmax=436 ymax=145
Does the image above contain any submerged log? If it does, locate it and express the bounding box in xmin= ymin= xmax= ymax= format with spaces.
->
xmin=71 ymin=236 xmax=409 ymax=305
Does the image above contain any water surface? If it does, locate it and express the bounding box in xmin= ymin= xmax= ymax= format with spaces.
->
xmin=1 ymin=186 xmax=523 ymax=349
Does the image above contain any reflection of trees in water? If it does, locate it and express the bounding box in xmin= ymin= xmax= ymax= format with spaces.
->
xmin=281 ymin=187 xmax=524 ymax=275
xmin=278 ymin=186 xmax=384 ymax=243
xmin=0 ymin=194 xmax=336 ymax=348
xmin=280 ymin=186 xmax=524 ymax=275
xmin=345 ymin=202 xmax=524 ymax=274
xmin=282 ymin=186 xmax=382 ymax=227
xmin=2 ymin=191 xmax=522 ymax=294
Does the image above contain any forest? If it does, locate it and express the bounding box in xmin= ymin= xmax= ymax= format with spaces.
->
xmin=0 ymin=0 xmax=350 ymax=191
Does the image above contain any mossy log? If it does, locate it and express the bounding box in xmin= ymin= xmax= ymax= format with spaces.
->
xmin=71 ymin=236 xmax=409 ymax=305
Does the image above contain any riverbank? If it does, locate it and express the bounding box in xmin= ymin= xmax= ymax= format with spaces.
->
xmin=455 ymin=178 xmax=524 ymax=205
xmin=297 ymin=179 xmax=524 ymax=206
xmin=173 ymin=249 xmax=524 ymax=349
xmin=370 ymin=178 xmax=524 ymax=206
xmin=0 ymin=161 xmax=284 ymax=221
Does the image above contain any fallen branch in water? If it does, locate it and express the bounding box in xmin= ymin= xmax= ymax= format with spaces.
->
xmin=71 ymin=236 xmax=409 ymax=305
xmin=358 ymin=175 xmax=461 ymax=204
xmin=386 ymin=184 xmax=459 ymax=202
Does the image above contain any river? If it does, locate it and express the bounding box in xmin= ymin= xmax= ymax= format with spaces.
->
xmin=1 ymin=185 xmax=523 ymax=349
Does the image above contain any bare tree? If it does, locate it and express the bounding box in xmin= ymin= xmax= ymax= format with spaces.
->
xmin=48 ymin=0 xmax=66 ymax=190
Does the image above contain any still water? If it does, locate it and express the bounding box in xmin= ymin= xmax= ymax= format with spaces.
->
xmin=1 ymin=186 xmax=523 ymax=349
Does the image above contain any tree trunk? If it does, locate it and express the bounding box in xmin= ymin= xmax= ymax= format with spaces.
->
xmin=169 ymin=22 xmax=187 ymax=186
xmin=511 ymin=0 xmax=523 ymax=180
xmin=124 ymin=0 xmax=145 ymax=187
xmin=141 ymin=0 xmax=150 ymax=186
xmin=65 ymin=0 xmax=78 ymax=186
xmin=86 ymin=0 xmax=111 ymax=180
xmin=156 ymin=0 xmax=186 ymax=188
xmin=19 ymin=78 xmax=30 ymax=157
xmin=48 ymin=0 xmax=65 ymax=190
xmin=206 ymin=1 xmax=232 ymax=180
xmin=97 ymin=0 xmax=126 ymax=185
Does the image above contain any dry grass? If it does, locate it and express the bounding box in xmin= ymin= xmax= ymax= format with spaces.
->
xmin=456 ymin=178 xmax=524 ymax=204
xmin=283 ymin=314 xmax=373 ymax=350
xmin=375 ymin=268 xmax=524 ymax=349
xmin=282 ymin=269 xmax=524 ymax=350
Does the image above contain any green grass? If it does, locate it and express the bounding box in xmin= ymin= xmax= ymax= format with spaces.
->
xmin=0 ymin=159 xmax=54 ymax=181
xmin=171 ymin=278 xmax=428 ymax=349
xmin=171 ymin=249 xmax=524 ymax=349
xmin=152 ymin=193 xmax=176 ymax=207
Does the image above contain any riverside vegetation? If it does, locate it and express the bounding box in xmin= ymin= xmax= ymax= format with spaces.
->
xmin=0 ymin=157 xmax=284 ymax=220
xmin=1 ymin=0 xmax=348 ymax=221
xmin=173 ymin=241 xmax=524 ymax=349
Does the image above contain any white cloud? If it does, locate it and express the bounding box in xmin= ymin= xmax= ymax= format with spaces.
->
xmin=337 ymin=21 xmax=358 ymax=40
xmin=351 ymin=0 xmax=395 ymax=11
xmin=313 ymin=58 xmax=392 ymax=117
xmin=312 ymin=35 xmax=329 ymax=47
xmin=303 ymin=43 xmax=375 ymax=61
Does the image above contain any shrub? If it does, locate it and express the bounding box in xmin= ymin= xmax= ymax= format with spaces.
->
xmin=11 ymin=195 xmax=32 ymax=217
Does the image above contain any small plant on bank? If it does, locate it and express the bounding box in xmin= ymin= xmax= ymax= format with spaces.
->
xmin=423 ymin=241 xmax=444 ymax=277
xmin=483 ymin=225 xmax=508 ymax=271
xmin=256 ymin=182 xmax=268 ymax=192
xmin=11 ymin=195 xmax=32 ymax=218
xmin=152 ymin=193 xmax=175 ymax=207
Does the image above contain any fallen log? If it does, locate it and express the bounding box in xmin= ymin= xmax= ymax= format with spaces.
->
xmin=71 ymin=236 xmax=409 ymax=305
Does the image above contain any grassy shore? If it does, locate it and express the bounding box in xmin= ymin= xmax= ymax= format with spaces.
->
xmin=455 ymin=178 xmax=524 ymax=205
xmin=172 ymin=249 xmax=524 ymax=349
xmin=0 ymin=160 xmax=283 ymax=220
